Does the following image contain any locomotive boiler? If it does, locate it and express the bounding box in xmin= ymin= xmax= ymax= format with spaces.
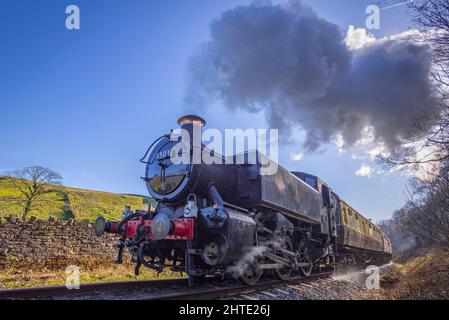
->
xmin=94 ymin=115 xmax=392 ymax=285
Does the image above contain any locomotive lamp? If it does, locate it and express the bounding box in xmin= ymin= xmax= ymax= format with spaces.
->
xmin=184 ymin=194 xmax=199 ymax=218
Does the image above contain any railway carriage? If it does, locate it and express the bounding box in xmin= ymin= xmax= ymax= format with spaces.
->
xmin=94 ymin=115 xmax=392 ymax=285
xmin=335 ymin=198 xmax=391 ymax=265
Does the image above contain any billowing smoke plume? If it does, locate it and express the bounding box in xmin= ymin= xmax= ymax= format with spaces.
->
xmin=185 ymin=1 xmax=439 ymax=152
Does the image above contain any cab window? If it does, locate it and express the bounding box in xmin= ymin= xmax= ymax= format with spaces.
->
xmin=304 ymin=176 xmax=318 ymax=190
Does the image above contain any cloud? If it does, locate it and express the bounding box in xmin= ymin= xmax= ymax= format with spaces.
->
xmin=345 ymin=131 xmax=441 ymax=181
xmin=345 ymin=25 xmax=376 ymax=51
xmin=291 ymin=152 xmax=304 ymax=161
xmin=186 ymin=0 xmax=440 ymax=155
xmin=355 ymin=164 xmax=376 ymax=178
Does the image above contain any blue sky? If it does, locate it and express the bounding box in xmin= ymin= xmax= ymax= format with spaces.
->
xmin=0 ymin=0 xmax=416 ymax=221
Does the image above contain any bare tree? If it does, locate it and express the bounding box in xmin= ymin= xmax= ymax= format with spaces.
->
xmin=1 ymin=166 xmax=63 ymax=219
xmin=411 ymin=0 xmax=449 ymax=89
xmin=383 ymin=0 xmax=449 ymax=169
xmin=379 ymin=1 xmax=449 ymax=251
xmin=389 ymin=160 xmax=449 ymax=249
xmin=379 ymin=214 xmax=416 ymax=253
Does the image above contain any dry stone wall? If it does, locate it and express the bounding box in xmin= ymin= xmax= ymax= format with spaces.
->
xmin=0 ymin=215 xmax=121 ymax=267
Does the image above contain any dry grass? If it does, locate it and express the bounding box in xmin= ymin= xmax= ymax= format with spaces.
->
xmin=378 ymin=248 xmax=449 ymax=300
xmin=0 ymin=257 xmax=182 ymax=290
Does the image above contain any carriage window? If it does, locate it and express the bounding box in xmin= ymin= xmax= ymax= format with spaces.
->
xmin=361 ymin=221 xmax=367 ymax=234
xmin=348 ymin=210 xmax=354 ymax=226
xmin=343 ymin=208 xmax=349 ymax=225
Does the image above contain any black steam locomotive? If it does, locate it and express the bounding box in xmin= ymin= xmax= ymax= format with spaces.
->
xmin=94 ymin=115 xmax=392 ymax=285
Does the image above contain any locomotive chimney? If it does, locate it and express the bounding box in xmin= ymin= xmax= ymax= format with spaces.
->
xmin=177 ymin=115 xmax=206 ymax=136
xmin=177 ymin=115 xmax=206 ymax=156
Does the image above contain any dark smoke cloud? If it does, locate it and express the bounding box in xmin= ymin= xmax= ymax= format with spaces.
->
xmin=185 ymin=0 xmax=439 ymax=152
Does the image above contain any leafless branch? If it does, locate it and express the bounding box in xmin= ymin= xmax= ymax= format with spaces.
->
xmin=0 ymin=166 xmax=63 ymax=219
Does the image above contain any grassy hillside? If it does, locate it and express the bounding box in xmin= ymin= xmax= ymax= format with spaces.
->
xmin=0 ymin=177 xmax=148 ymax=222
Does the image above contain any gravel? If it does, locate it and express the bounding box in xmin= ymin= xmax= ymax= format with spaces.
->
xmin=231 ymin=264 xmax=396 ymax=300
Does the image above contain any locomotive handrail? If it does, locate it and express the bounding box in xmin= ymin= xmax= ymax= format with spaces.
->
xmin=139 ymin=134 xmax=171 ymax=164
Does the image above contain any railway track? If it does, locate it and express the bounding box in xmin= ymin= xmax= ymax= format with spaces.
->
xmin=0 ymin=278 xmax=188 ymax=300
xmin=0 ymin=272 xmax=333 ymax=300
xmin=143 ymin=272 xmax=334 ymax=300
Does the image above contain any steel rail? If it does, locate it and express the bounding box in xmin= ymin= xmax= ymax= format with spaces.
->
xmin=141 ymin=272 xmax=334 ymax=300
xmin=0 ymin=278 xmax=187 ymax=300
xmin=0 ymin=271 xmax=334 ymax=300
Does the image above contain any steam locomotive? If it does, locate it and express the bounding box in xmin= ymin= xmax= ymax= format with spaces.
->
xmin=94 ymin=115 xmax=392 ymax=285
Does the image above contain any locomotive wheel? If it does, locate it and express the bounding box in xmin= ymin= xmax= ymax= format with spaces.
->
xmin=299 ymin=255 xmax=313 ymax=277
xmin=239 ymin=261 xmax=263 ymax=286
xmin=274 ymin=238 xmax=293 ymax=280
